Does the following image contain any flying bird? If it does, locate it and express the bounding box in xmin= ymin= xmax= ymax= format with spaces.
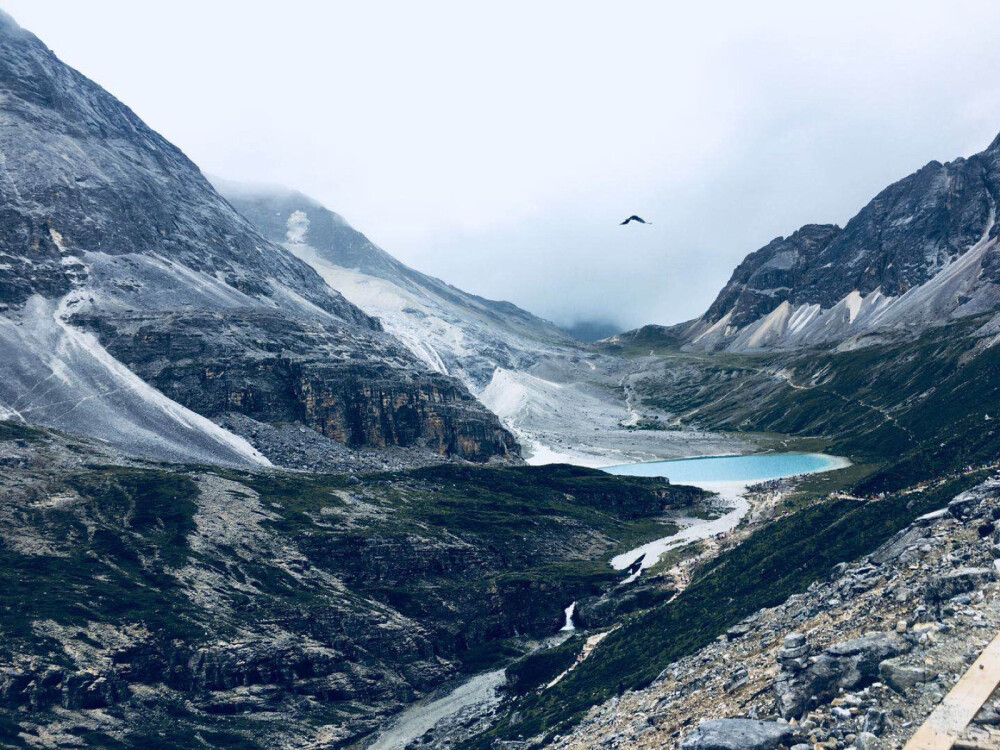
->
xmin=620 ymin=215 xmax=650 ymax=225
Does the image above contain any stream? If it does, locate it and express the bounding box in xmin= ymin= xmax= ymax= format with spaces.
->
xmin=605 ymin=452 xmax=849 ymax=577
xmin=364 ymin=452 xmax=849 ymax=748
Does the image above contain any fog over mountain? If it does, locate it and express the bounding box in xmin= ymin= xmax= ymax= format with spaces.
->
xmin=6 ymin=0 xmax=1000 ymax=328
xmin=8 ymin=5 xmax=1000 ymax=749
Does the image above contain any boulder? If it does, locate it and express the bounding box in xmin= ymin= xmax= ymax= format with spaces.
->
xmin=879 ymin=658 xmax=937 ymax=693
xmin=925 ymin=567 xmax=993 ymax=601
xmin=775 ymin=632 xmax=909 ymax=719
xmin=871 ymin=526 xmax=928 ymax=564
xmin=726 ymin=622 xmax=753 ymax=641
xmin=680 ymin=719 xmax=800 ymax=750
xmin=948 ymin=493 xmax=979 ymax=521
xmin=815 ymin=632 xmax=910 ymax=689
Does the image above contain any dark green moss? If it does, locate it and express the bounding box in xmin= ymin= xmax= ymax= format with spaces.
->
xmin=505 ymin=636 xmax=585 ymax=696
xmin=0 ymin=467 xmax=202 ymax=643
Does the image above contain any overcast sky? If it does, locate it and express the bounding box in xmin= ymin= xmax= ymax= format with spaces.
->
xmin=5 ymin=1 xmax=1000 ymax=330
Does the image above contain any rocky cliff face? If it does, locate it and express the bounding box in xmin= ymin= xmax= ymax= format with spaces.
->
xmin=702 ymin=224 xmax=843 ymax=329
xmin=0 ymin=10 xmax=515 ymax=465
xmin=219 ymin=183 xmax=580 ymax=391
xmin=74 ymin=310 xmax=517 ymax=461
xmin=667 ymin=133 xmax=1000 ymax=351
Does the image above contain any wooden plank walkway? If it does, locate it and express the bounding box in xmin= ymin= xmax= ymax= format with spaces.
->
xmin=905 ymin=629 xmax=1000 ymax=750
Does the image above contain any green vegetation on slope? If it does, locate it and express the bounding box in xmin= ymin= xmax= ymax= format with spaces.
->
xmin=0 ymin=468 xmax=202 ymax=646
xmin=462 ymin=321 xmax=1000 ymax=746
xmin=238 ymin=463 xmax=709 ymax=670
xmin=468 ymin=463 xmax=993 ymax=746
xmin=631 ymin=319 xmax=1000 ymax=493
xmin=0 ymin=431 xmax=713 ymax=749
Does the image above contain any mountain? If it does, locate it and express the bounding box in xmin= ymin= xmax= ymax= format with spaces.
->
xmin=0 ymin=10 xmax=515 ymax=467
xmin=466 ymin=135 xmax=1000 ymax=747
xmin=0 ymin=417 xmax=712 ymax=748
xmin=219 ymin=183 xmax=580 ymax=391
xmin=660 ymin=134 xmax=1000 ymax=351
xmin=562 ymin=319 xmax=622 ymax=343
xmin=222 ymin=184 xmax=753 ymax=468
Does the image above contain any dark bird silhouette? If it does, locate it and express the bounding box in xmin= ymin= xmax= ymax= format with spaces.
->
xmin=620 ymin=215 xmax=650 ymax=225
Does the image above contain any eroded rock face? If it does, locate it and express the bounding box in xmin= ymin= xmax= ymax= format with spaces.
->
xmin=0 ymin=12 xmax=361 ymax=320
xmin=703 ymin=224 xmax=843 ymax=328
xmin=74 ymin=310 xmax=518 ymax=461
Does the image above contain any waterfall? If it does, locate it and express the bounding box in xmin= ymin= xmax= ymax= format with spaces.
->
xmin=560 ymin=601 xmax=576 ymax=631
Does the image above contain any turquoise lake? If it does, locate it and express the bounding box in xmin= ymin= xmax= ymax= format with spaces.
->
xmin=603 ymin=452 xmax=849 ymax=483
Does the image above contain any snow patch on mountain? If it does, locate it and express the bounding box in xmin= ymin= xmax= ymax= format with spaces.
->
xmin=686 ymin=223 xmax=1000 ymax=351
xmin=480 ymin=368 xmax=612 ymax=466
xmin=222 ymin=188 xmax=579 ymax=391
xmin=0 ymin=294 xmax=271 ymax=466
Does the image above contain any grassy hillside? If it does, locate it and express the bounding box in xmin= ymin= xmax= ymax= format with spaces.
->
xmin=629 ymin=319 xmax=1000 ymax=492
xmin=0 ymin=430 xmax=709 ymax=748
xmin=469 ymin=466 xmax=993 ymax=746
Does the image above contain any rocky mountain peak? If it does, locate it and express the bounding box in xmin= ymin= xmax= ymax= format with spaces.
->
xmin=704 ymin=223 xmax=841 ymax=327
xmin=0 ymin=10 xmax=518 ymax=465
xmin=684 ymin=131 xmax=1000 ymax=350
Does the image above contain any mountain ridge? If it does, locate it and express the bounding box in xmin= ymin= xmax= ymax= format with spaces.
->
xmin=609 ymin=132 xmax=1000 ymax=352
xmin=220 ymin=182 xmax=580 ymax=390
xmin=0 ymin=10 xmax=516 ymax=466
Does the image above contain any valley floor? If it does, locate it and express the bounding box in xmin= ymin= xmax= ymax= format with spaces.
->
xmin=479 ymin=358 xmax=760 ymax=468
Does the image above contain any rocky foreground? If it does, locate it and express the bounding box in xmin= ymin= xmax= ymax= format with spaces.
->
xmin=550 ymin=479 xmax=1000 ymax=749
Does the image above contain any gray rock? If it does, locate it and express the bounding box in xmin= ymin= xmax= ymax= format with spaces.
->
xmin=775 ymin=632 xmax=910 ymax=719
xmin=862 ymin=708 xmax=886 ymax=735
xmin=680 ymin=719 xmax=800 ymax=750
xmin=879 ymin=659 xmax=937 ymax=693
xmin=726 ymin=623 xmax=753 ymax=641
xmin=925 ymin=567 xmax=993 ymax=601
xmin=724 ymin=667 xmax=749 ymax=693
xmin=783 ymin=632 xmax=807 ymax=649
xmin=948 ymin=494 xmax=979 ymax=521
xmin=975 ymin=704 xmax=1000 ymax=726
xmin=778 ymin=644 xmax=810 ymax=660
